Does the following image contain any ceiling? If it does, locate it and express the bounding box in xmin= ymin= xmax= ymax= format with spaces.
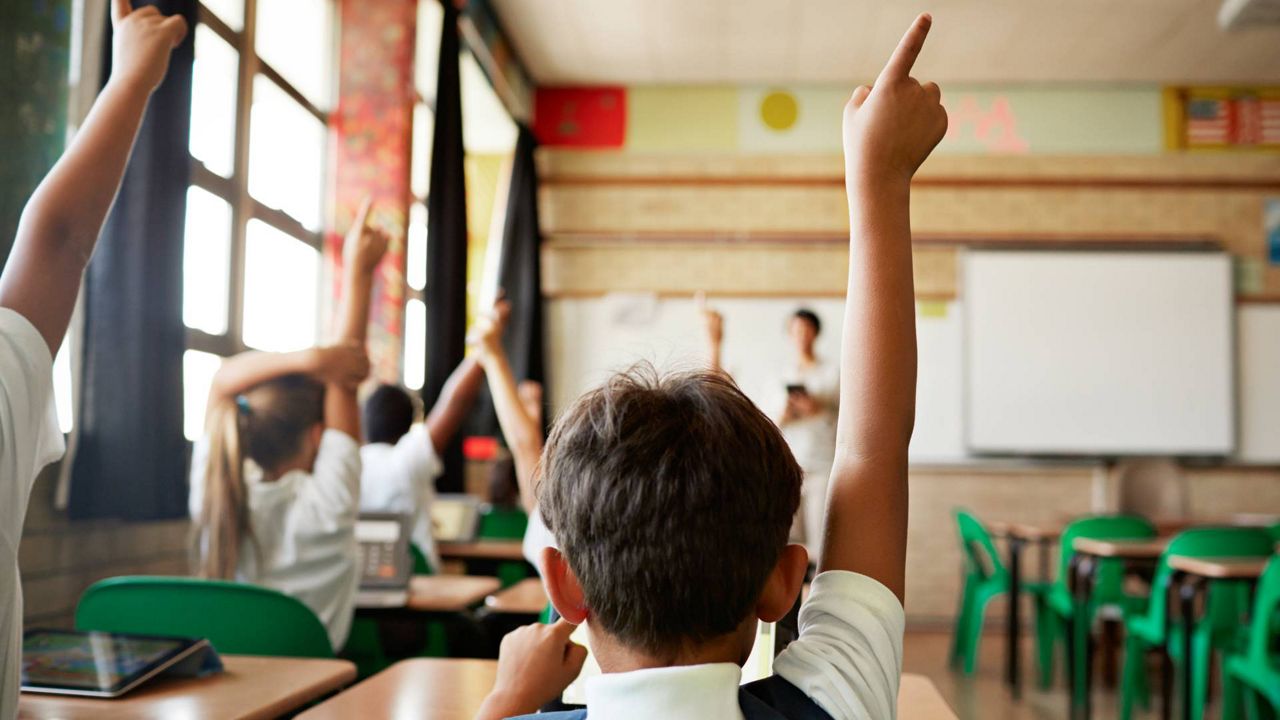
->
xmin=488 ymin=0 xmax=1280 ymax=85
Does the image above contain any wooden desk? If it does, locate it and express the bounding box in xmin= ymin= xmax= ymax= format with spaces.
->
xmin=438 ymin=540 xmax=525 ymax=562
xmin=299 ymin=660 xmax=955 ymax=720
xmin=408 ymin=575 xmax=502 ymax=612
xmin=19 ymin=655 xmax=355 ymax=720
xmin=1166 ymin=554 xmax=1271 ymax=720
xmin=484 ymin=577 xmax=547 ymax=615
xmin=1072 ymin=536 xmax=1168 ymax=558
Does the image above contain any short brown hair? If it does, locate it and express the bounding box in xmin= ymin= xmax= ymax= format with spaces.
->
xmin=540 ymin=364 xmax=802 ymax=657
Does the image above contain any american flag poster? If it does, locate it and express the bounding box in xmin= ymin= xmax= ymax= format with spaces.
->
xmin=1181 ymin=90 xmax=1280 ymax=149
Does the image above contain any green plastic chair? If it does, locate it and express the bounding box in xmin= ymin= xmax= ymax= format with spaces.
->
xmin=76 ymin=576 xmax=332 ymax=658
xmin=1119 ymin=527 xmax=1276 ymax=720
xmin=1026 ymin=515 xmax=1156 ymax=694
xmin=1222 ymin=554 xmax=1280 ymax=719
xmin=950 ymin=509 xmax=1009 ymax=674
xmin=479 ymin=506 xmax=530 ymax=588
xmin=410 ymin=544 xmax=433 ymax=576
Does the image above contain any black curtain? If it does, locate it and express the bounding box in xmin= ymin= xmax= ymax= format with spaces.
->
xmin=423 ymin=2 xmax=469 ymax=494
xmin=497 ymin=126 xmax=545 ymax=419
xmin=69 ymin=0 xmax=194 ymax=520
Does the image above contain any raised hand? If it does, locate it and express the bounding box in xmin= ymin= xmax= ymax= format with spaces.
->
xmin=842 ymin=13 xmax=947 ymax=189
xmin=467 ymin=298 xmax=512 ymax=358
xmin=308 ymin=342 xmax=371 ymax=389
xmin=109 ymin=0 xmax=188 ymax=95
xmin=696 ymin=291 xmax=723 ymax=346
xmin=343 ymin=197 xmax=391 ymax=275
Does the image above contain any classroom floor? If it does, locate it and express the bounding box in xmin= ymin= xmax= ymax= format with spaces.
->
xmin=902 ymin=629 xmax=1216 ymax=720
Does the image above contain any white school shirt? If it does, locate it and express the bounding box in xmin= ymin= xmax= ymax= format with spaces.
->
xmin=189 ymin=429 xmax=362 ymax=651
xmin=779 ymin=356 xmax=840 ymax=475
xmin=521 ymin=506 xmax=556 ymax=573
xmin=358 ymin=425 xmax=444 ymax=572
xmin=584 ymin=571 xmax=904 ymax=720
xmin=0 ymin=310 xmax=66 ymax=720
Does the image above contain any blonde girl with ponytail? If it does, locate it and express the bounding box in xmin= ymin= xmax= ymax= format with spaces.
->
xmin=189 ymin=200 xmax=388 ymax=651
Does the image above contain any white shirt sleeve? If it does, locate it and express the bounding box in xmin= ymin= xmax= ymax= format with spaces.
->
xmin=293 ymin=429 xmax=362 ymax=531
xmin=773 ymin=571 xmax=905 ymax=720
xmin=0 ymin=309 xmax=66 ymax=720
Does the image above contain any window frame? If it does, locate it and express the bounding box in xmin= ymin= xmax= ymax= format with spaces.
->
xmin=186 ymin=0 xmax=334 ymax=361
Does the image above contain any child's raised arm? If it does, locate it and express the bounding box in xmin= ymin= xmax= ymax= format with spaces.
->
xmin=0 ymin=0 xmax=186 ymax=353
xmin=820 ymin=14 xmax=946 ymax=602
xmin=424 ymin=357 xmax=484 ymax=456
xmin=470 ymin=300 xmax=543 ymax=513
xmin=326 ymin=199 xmax=388 ymax=439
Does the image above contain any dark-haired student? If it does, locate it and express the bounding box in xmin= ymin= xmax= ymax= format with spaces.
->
xmin=358 ymin=356 xmax=484 ymax=572
xmin=476 ymin=14 xmax=946 ymax=719
xmin=189 ymin=202 xmax=387 ymax=652
xmin=0 ymin=2 xmax=186 ymax=715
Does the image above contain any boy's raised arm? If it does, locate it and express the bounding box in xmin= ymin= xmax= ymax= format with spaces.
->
xmin=325 ymin=199 xmax=387 ymax=439
xmin=820 ymin=14 xmax=946 ymax=602
xmin=0 ymin=0 xmax=187 ymax=353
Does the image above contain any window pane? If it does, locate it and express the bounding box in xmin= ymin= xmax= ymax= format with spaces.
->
xmin=242 ymin=220 xmax=319 ymax=352
xmin=183 ymin=186 xmax=233 ymax=335
xmin=407 ymin=202 xmax=427 ymax=291
xmin=460 ymin=51 xmax=517 ymax=154
xmin=201 ymin=0 xmax=245 ymax=31
xmin=255 ymin=0 xmax=332 ymax=106
xmin=404 ymin=298 xmax=426 ymax=390
xmin=415 ymin=0 xmax=443 ymax=101
xmin=53 ymin=340 xmax=72 ymax=433
xmin=411 ymin=103 xmax=434 ymax=199
xmin=184 ymin=350 xmax=223 ymax=441
xmin=249 ymin=76 xmax=325 ymax=231
xmin=190 ymin=25 xmax=238 ymax=177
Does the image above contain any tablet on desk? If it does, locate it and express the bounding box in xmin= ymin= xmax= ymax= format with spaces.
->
xmin=21 ymin=629 xmax=213 ymax=698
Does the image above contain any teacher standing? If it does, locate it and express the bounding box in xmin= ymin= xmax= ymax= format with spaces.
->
xmin=701 ymin=297 xmax=838 ymax=556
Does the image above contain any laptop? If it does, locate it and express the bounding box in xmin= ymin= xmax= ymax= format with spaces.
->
xmin=430 ymin=493 xmax=483 ymax=543
xmin=354 ymin=513 xmax=414 ymax=608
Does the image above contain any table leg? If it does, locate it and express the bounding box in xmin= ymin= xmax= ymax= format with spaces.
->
xmin=1066 ymin=554 xmax=1080 ymax=718
xmin=1178 ymin=574 xmax=1203 ymax=720
xmin=1067 ymin=553 xmax=1097 ymax=720
xmin=1007 ymin=535 xmax=1024 ymax=697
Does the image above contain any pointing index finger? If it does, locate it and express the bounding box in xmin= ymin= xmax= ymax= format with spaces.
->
xmin=876 ymin=13 xmax=932 ymax=86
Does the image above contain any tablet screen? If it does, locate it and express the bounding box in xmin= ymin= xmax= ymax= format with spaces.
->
xmin=22 ymin=630 xmax=192 ymax=693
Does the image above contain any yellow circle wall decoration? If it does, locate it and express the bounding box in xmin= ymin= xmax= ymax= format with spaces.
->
xmin=760 ymin=91 xmax=799 ymax=131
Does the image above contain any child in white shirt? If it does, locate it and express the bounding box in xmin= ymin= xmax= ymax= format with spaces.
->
xmin=359 ymin=357 xmax=483 ymax=572
xmin=476 ymin=14 xmax=947 ymax=720
xmin=189 ymin=200 xmax=387 ymax=651
xmin=0 ymin=2 xmax=186 ymax=715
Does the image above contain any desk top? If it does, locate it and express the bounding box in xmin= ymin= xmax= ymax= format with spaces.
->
xmin=298 ymin=659 xmax=956 ymax=720
xmin=485 ymin=578 xmax=548 ymax=615
xmin=438 ymin=540 xmax=526 ymax=562
xmin=989 ymin=521 xmax=1060 ymax=542
xmin=1072 ymin=537 xmax=1168 ymax=558
xmin=19 ymin=655 xmax=355 ymax=720
xmin=408 ymin=575 xmax=503 ymax=612
xmin=1167 ymin=555 xmax=1271 ymax=579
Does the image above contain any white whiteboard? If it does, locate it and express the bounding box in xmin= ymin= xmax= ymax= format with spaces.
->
xmin=963 ymin=250 xmax=1235 ymax=456
xmin=545 ymin=295 xmax=967 ymax=463
xmin=1238 ymin=304 xmax=1280 ymax=463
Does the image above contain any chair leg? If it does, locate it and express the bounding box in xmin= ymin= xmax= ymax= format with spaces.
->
xmin=1033 ymin=602 xmax=1056 ymax=689
xmin=1221 ymin=667 xmax=1243 ymax=720
xmin=1118 ymin=634 xmax=1146 ymax=720
xmin=961 ymin=595 xmax=989 ymax=675
xmin=1188 ymin=627 xmax=1213 ymax=720
xmin=950 ymin=583 xmax=973 ymax=670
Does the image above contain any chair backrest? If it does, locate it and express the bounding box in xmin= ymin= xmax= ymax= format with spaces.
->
xmin=410 ymin=544 xmax=433 ymax=575
xmin=1143 ymin=527 xmax=1276 ymax=628
xmin=479 ymin=505 xmax=529 ymax=540
xmin=1056 ymin=515 xmax=1157 ymax=590
xmin=76 ymin=576 xmax=333 ymax=658
xmin=1243 ymin=555 xmax=1280 ymax=662
xmin=1267 ymin=521 xmax=1280 ymax=544
xmin=954 ymin=509 xmax=1006 ymax=583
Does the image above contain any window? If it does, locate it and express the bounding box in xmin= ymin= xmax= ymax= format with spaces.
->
xmin=183 ymin=1 xmax=334 ymax=439
xmin=402 ymin=0 xmax=442 ymax=390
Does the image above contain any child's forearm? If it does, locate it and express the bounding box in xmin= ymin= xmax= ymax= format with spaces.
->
xmin=479 ymin=349 xmax=542 ymax=513
xmin=336 ymin=262 xmax=375 ymax=345
xmin=0 ymin=79 xmax=151 ymax=353
xmin=424 ymin=356 xmax=484 ymax=454
xmin=210 ymin=350 xmax=316 ymax=400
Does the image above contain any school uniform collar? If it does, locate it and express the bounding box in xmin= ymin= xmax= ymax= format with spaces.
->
xmin=585 ymin=662 xmax=746 ymax=720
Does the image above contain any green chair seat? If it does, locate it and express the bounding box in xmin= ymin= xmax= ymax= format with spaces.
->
xmin=76 ymin=576 xmax=333 ymax=658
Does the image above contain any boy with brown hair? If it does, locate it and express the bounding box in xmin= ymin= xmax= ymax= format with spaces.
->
xmin=476 ymin=14 xmax=946 ymax=719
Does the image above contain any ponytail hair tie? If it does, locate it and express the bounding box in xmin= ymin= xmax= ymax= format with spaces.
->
xmin=235 ymin=395 xmax=252 ymax=416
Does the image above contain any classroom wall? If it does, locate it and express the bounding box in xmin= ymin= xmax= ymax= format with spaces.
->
xmin=535 ymin=140 xmax=1280 ymax=624
xmin=18 ymin=464 xmax=189 ymax=629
